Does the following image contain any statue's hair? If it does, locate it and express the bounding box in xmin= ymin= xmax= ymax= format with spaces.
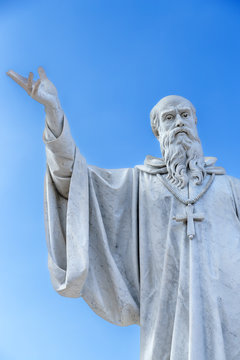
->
xmin=150 ymin=107 xmax=161 ymax=138
xmin=150 ymin=96 xmax=197 ymax=138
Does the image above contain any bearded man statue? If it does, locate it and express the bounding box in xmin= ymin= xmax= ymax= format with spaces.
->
xmin=7 ymin=68 xmax=240 ymax=360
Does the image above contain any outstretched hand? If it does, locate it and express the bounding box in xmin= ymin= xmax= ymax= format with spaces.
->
xmin=7 ymin=67 xmax=60 ymax=109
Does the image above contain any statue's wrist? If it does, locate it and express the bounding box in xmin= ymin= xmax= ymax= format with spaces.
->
xmin=44 ymin=98 xmax=64 ymax=138
xmin=44 ymin=98 xmax=62 ymax=113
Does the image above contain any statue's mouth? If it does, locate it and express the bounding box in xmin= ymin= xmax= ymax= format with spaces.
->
xmin=175 ymin=129 xmax=189 ymax=136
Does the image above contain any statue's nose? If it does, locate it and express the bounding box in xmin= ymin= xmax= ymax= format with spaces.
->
xmin=176 ymin=116 xmax=184 ymax=127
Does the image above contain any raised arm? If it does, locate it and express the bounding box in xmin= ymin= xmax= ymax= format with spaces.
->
xmin=7 ymin=67 xmax=75 ymax=198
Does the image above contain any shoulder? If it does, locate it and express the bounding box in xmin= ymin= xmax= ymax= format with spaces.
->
xmin=224 ymin=174 xmax=240 ymax=187
xmin=213 ymin=174 xmax=240 ymax=193
xmin=88 ymin=165 xmax=136 ymax=177
xmin=87 ymin=165 xmax=139 ymax=187
xmin=218 ymin=175 xmax=240 ymax=206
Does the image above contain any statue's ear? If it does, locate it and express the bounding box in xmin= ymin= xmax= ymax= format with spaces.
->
xmin=195 ymin=116 xmax=198 ymax=124
xmin=150 ymin=107 xmax=160 ymax=138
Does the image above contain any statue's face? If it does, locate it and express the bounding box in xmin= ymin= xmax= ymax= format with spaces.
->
xmin=151 ymin=95 xmax=205 ymax=188
xmin=157 ymin=96 xmax=198 ymax=143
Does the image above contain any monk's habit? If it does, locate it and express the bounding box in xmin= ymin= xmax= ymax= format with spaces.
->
xmin=44 ymin=117 xmax=240 ymax=360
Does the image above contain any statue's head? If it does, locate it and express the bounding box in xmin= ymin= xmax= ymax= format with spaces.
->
xmin=150 ymin=95 xmax=206 ymax=188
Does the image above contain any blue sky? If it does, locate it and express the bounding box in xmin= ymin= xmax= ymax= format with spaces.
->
xmin=1 ymin=0 xmax=240 ymax=359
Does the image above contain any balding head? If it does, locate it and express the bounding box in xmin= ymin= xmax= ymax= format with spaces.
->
xmin=150 ymin=95 xmax=197 ymax=138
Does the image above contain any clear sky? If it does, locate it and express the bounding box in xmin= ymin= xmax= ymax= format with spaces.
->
xmin=1 ymin=0 xmax=240 ymax=359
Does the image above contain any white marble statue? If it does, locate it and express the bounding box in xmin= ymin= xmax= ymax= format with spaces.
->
xmin=7 ymin=67 xmax=240 ymax=360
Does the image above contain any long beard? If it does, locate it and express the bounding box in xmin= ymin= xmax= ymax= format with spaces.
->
xmin=160 ymin=127 xmax=206 ymax=189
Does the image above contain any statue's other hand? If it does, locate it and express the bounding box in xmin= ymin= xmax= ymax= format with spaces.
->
xmin=7 ymin=67 xmax=60 ymax=109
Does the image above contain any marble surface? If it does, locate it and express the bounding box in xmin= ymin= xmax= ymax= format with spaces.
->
xmin=8 ymin=69 xmax=240 ymax=360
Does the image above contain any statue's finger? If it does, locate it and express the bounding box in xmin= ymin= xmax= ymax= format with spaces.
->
xmin=32 ymin=78 xmax=41 ymax=96
xmin=7 ymin=70 xmax=28 ymax=90
xmin=27 ymin=72 xmax=34 ymax=93
xmin=38 ymin=66 xmax=47 ymax=80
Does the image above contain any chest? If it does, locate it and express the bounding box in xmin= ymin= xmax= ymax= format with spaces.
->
xmin=138 ymin=172 xmax=240 ymax=247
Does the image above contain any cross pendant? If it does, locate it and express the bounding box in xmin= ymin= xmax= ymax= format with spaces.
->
xmin=173 ymin=204 xmax=204 ymax=240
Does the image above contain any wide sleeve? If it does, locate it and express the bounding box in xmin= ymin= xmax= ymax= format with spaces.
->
xmin=43 ymin=115 xmax=75 ymax=199
xmin=44 ymin=121 xmax=140 ymax=326
xmin=81 ymin=165 xmax=140 ymax=326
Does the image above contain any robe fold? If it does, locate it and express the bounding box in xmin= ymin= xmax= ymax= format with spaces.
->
xmin=43 ymin=116 xmax=240 ymax=360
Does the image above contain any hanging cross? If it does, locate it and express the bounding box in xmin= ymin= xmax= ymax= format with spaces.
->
xmin=173 ymin=204 xmax=204 ymax=240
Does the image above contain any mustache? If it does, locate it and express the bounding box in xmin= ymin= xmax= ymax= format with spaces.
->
xmin=168 ymin=126 xmax=200 ymax=143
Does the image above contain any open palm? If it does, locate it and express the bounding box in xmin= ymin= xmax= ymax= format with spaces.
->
xmin=7 ymin=67 xmax=59 ymax=109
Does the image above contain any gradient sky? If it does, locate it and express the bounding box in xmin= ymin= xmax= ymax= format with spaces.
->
xmin=1 ymin=0 xmax=240 ymax=359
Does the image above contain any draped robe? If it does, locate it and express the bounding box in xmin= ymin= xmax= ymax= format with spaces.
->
xmin=44 ymin=116 xmax=240 ymax=360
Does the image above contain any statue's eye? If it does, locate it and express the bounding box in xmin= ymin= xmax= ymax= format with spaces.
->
xmin=166 ymin=114 xmax=174 ymax=120
xmin=181 ymin=112 xmax=188 ymax=118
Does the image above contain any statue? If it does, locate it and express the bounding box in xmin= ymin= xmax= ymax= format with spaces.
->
xmin=7 ymin=68 xmax=240 ymax=360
